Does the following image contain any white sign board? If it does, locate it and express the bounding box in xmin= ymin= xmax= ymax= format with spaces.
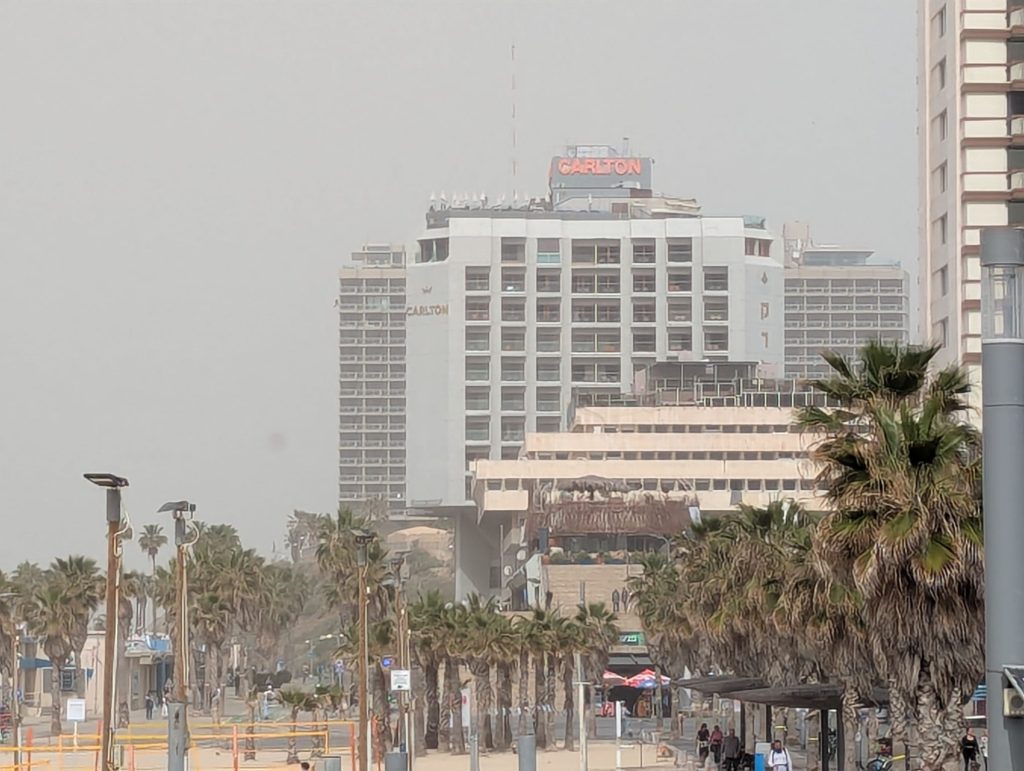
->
xmin=390 ymin=669 xmax=411 ymax=692
xmin=66 ymin=698 xmax=87 ymax=722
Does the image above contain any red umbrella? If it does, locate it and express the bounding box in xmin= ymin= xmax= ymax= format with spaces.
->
xmin=603 ymin=670 xmax=627 ymax=686
xmin=624 ymin=669 xmax=671 ymax=688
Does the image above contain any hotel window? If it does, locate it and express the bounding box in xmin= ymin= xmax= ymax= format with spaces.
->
xmin=704 ymin=297 xmax=729 ymax=322
xmin=704 ymin=328 xmax=729 ymax=352
xmin=704 ymin=267 xmax=729 ymax=292
xmin=465 ymin=358 xmax=490 ymax=381
xmin=537 ymin=299 xmax=560 ymax=323
xmin=465 ymin=387 xmax=489 ymax=411
xmin=501 ymin=328 xmax=525 ymax=352
xmin=667 ymin=268 xmax=692 ymax=292
xmin=536 ymin=417 xmax=561 ymax=433
xmin=537 ymin=329 xmax=561 ymax=352
xmin=466 ymin=299 xmax=490 ymax=321
xmin=466 ymin=328 xmax=490 ymax=352
xmin=933 ymin=110 xmax=947 ymax=142
xmin=934 ymin=214 xmax=948 ymax=245
xmin=632 ymin=240 xmax=656 ymax=264
xmin=501 ymin=388 xmax=525 ymax=411
xmin=667 ymin=239 xmax=693 ymax=263
xmin=668 ymin=298 xmax=692 ymax=322
xmin=465 ymin=267 xmax=489 ymax=291
xmin=633 ymin=270 xmax=656 ymax=293
xmin=668 ymin=329 xmax=693 ymax=351
xmin=501 ymin=268 xmax=525 ymax=293
xmin=932 ymin=58 xmax=946 ymax=91
xmin=501 ymin=418 xmax=525 ymax=443
xmin=502 ymin=299 xmax=526 ymax=322
xmin=633 ymin=301 xmax=656 ymax=323
xmin=465 ymin=417 xmax=490 ymax=441
xmin=537 ymin=270 xmax=561 ymax=293
xmin=932 ymin=5 xmax=945 ymax=38
xmin=501 ymin=238 xmax=526 ymax=263
xmin=633 ymin=330 xmax=656 ymax=353
xmin=537 ymin=238 xmax=561 ymax=264
xmin=536 ymin=388 xmax=561 ymax=412
xmin=537 ymin=359 xmax=560 ymax=382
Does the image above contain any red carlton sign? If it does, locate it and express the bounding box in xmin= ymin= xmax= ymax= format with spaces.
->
xmin=556 ymin=157 xmax=644 ymax=176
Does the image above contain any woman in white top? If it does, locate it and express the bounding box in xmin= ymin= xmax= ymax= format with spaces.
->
xmin=767 ymin=739 xmax=792 ymax=771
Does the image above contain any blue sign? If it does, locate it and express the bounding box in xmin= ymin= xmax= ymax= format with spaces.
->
xmin=381 ymin=657 xmax=394 ymax=668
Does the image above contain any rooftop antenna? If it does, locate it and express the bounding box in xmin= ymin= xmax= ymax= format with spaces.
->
xmin=623 ymin=136 xmax=630 ymax=155
xmin=511 ymin=39 xmax=518 ymax=202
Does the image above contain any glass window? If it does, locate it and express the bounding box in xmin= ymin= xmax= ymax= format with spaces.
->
xmin=667 ymin=239 xmax=692 ymax=263
xmin=537 ymin=238 xmax=561 ymax=264
xmin=633 ymin=330 xmax=656 ymax=353
xmin=704 ymin=267 xmax=729 ymax=292
xmin=465 ymin=417 xmax=490 ymax=441
xmin=667 ymin=268 xmax=692 ymax=292
xmin=501 ymin=327 xmax=525 ymax=351
xmin=536 ymin=417 xmax=561 ymax=433
xmin=466 ymin=299 xmax=489 ymax=321
xmin=466 ymin=328 xmax=490 ymax=352
xmin=667 ymin=298 xmax=691 ymax=322
xmin=465 ymin=267 xmax=489 ymax=291
xmin=633 ymin=301 xmax=656 ymax=323
xmin=537 ymin=329 xmax=560 ymax=352
xmin=501 ymin=299 xmax=526 ymax=322
xmin=537 ymin=299 xmax=560 ymax=323
xmin=501 ymin=268 xmax=525 ymax=293
xmin=501 ymin=358 xmax=525 ymax=381
xmin=633 ymin=270 xmax=656 ymax=293
xmin=668 ymin=329 xmax=692 ymax=351
xmin=632 ymin=240 xmax=655 ymax=263
xmin=465 ymin=358 xmax=490 ymax=381
xmin=501 ymin=387 xmax=525 ymax=411
xmin=501 ymin=417 xmax=525 ymax=442
xmin=704 ymin=327 xmax=729 ymax=352
xmin=537 ymin=359 xmax=560 ymax=382
xmin=536 ymin=388 xmax=561 ymax=412
xmin=501 ymin=238 xmax=526 ymax=263
xmin=537 ymin=270 xmax=560 ymax=293
xmin=465 ymin=387 xmax=489 ymax=411
xmin=704 ymin=297 xmax=729 ymax=322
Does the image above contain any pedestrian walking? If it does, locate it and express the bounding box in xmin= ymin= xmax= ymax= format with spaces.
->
xmin=766 ymin=739 xmax=792 ymax=771
xmin=696 ymin=722 xmax=711 ymax=764
xmin=710 ymin=724 xmax=723 ymax=765
xmin=960 ymin=727 xmax=980 ymax=771
xmin=722 ymin=728 xmax=741 ymax=771
xmin=145 ymin=692 xmax=155 ymax=720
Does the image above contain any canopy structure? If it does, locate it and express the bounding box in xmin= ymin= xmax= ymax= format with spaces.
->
xmin=676 ymin=675 xmax=888 ymax=710
xmin=625 ymin=669 xmax=672 ymax=689
xmin=603 ymin=671 xmax=627 ymax=687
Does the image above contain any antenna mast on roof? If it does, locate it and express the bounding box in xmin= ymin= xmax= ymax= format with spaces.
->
xmin=511 ymin=40 xmax=518 ymax=202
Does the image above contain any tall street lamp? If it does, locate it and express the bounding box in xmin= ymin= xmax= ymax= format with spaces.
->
xmin=980 ymin=226 xmax=1024 ymax=769
xmin=158 ymin=500 xmax=197 ymax=771
xmin=0 ymin=594 xmax=22 ymax=767
xmin=84 ymin=473 xmax=128 ymax=771
xmin=353 ymin=529 xmax=375 ymax=771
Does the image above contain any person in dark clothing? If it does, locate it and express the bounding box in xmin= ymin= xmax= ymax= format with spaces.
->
xmin=710 ymin=724 xmax=724 ymax=765
xmin=960 ymin=728 xmax=980 ymax=771
xmin=144 ymin=692 xmax=154 ymax=720
xmin=696 ymin=722 xmax=710 ymax=763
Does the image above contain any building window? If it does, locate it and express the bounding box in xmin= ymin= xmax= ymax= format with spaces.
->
xmin=501 ymin=238 xmax=526 ymax=263
xmin=633 ymin=270 xmax=656 ymax=293
xmin=633 ymin=330 xmax=656 ymax=353
xmin=537 ymin=238 xmax=561 ymax=264
xmin=465 ymin=387 xmax=490 ymax=411
xmin=933 ymin=58 xmax=946 ymax=91
xmin=934 ymin=110 xmax=948 ymax=142
xmin=704 ymin=328 xmax=729 ymax=353
xmin=667 ymin=239 xmax=693 ymax=263
xmin=501 ymin=417 xmax=525 ymax=443
xmin=934 ymin=214 xmax=948 ymax=245
xmin=537 ymin=329 xmax=560 ymax=352
xmin=933 ymin=162 xmax=947 ymax=193
xmin=501 ymin=358 xmax=525 ymax=382
xmin=465 ymin=417 xmax=490 ymax=442
xmin=934 ymin=266 xmax=948 ymax=297
xmin=536 ymin=416 xmax=561 ymax=433
xmin=704 ymin=267 xmax=729 ymax=292
xmin=537 ymin=270 xmax=560 ymax=293
xmin=572 ymin=240 xmax=620 ymax=265
xmin=632 ymin=240 xmax=656 ymax=264
xmin=501 ymin=299 xmax=526 ymax=322
xmin=932 ymin=5 xmax=946 ymax=38
xmin=501 ymin=387 xmax=525 ymax=412
xmin=704 ymin=297 xmax=729 ymax=322
xmin=744 ymin=238 xmax=771 ymax=257
xmin=501 ymin=268 xmax=525 ymax=293
xmin=668 ymin=298 xmax=692 ymax=322
xmin=934 ymin=318 xmax=949 ymax=347
xmin=536 ymin=388 xmax=561 ymax=412
xmin=668 ymin=329 xmax=692 ymax=351
xmin=667 ymin=268 xmax=692 ymax=293
xmin=596 ymin=274 xmax=620 ymax=293
xmin=465 ymin=358 xmax=490 ymax=381
xmin=633 ymin=301 xmax=656 ymax=323
xmin=501 ymin=328 xmax=525 ymax=352
xmin=465 ymin=267 xmax=489 ymax=291
xmin=466 ymin=299 xmax=489 ymax=321
xmin=419 ymin=238 xmax=449 ymax=263
xmin=536 ymin=299 xmax=560 ymax=323
xmin=761 ymin=331 xmax=769 ymax=349
xmin=537 ymin=359 xmax=560 ymax=382
xmin=466 ymin=328 xmax=490 ymax=352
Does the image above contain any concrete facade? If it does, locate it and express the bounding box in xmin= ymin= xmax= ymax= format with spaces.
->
xmin=338 ymin=245 xmax=407 ymax=512
xmin=405 ymin=209 xmax=786 ymax=512
xmin=919 ymin=0 xmax=1024 ymax=403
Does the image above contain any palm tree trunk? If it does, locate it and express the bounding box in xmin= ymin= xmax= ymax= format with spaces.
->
xmin=470 ymin=663 xmax=494 ymax=751
xmin=439 ymin=658 xmax=451 ymax=751
xmin=654 ymin=664 xmax=665 ymax=730
xmin=517 ymin=650 xmax=530 ymax=739
xmin=545 ymin=655 xmax=557 ymax=748
xmin=245 ymin=701 xmax=257 ymax=760
xmin=445 ymin=658 xmax=465 ymax=754
xmin=373 ymin=664 xmax=393 ymax=757
xmin=561 ymin=658 xmax=574 ymax=751
xmin=424 ymin=660 xmax=439 ymax=750
xmin=50 ymin=661 xmax=64 ymax=736
xmin=495 ymin=661 xmax=513 ymax=751
xmin=915 ymin=672 xmax=961 ymax=771
xmin=533 ymin=653 xmax=547 ymax=749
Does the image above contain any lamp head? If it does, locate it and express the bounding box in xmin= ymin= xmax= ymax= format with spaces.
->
xmin=84 ymin=473 xmax=129 ymax=489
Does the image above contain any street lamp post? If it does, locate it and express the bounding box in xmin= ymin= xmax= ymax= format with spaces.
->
xmin=353 ymin=530 xmax=375 ymax=771
xmin=159 ymin=500 xmax=197 ymax=771
xmin=0 ymin=594 xmax=22 ymax=768
xmin=84 ymin=473 xmax=129 ymax=771
xmin=980 ymin=226 xmax=1024 ymax=769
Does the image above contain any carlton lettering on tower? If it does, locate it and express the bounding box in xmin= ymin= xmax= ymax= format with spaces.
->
xmin=555 ymin=157 xmax=644 ymax=176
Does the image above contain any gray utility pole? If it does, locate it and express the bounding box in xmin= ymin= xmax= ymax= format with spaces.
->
xmin=84 ymin=473 xmax=129 ymax=771
xmin=981 ymin=226 xmax=1024 ymax=769
xmin=159 ymin=500 xmax=197 ymax=771
xmin=574 ymin=652 xmax=587 ymax=771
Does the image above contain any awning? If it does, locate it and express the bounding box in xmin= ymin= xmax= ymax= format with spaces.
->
xmin=676 ymin=675 xmax=888 ymax=710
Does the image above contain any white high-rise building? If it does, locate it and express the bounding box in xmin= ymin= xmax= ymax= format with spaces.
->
xmin=919 ymin=0 xmax=1024 ymax=400
xmin=405 ymin=148 xmax=786 ymax=520
xmin=338 ymin=244 xmax=407 ymax=513
xmin=782 ymin=223 xmax=910 ymax=380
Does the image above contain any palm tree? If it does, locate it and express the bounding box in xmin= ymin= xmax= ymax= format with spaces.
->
xmin=460 ymin=595 xmax=500 ymax=750
xmin=797 ymin=342 xmax=982 ymax=770
xmin=191 ymin=592 xmax=232 ymax=710
xmin=138 ymin=525 xmax=168 ymax=635
xmin=24 ymin=579 xmax=77 ymax=735
xmin=575 ymin=602 xmax=619 ymax=738
xmin=278 ymin=688 xmax=315 ymax=763
xmin=50 ymin=556 xmax=103 ymax=697
xmin=409 ymin=590 xmax=447 ymax=750
xmin=553 ymin=614 xmax=582 ymax=750
xmin=517 ymin=607 xmax=558 ymax=749
xmin=491 ymin=613 xmax=518 ymax=751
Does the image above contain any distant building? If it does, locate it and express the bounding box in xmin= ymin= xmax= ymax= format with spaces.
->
xmin=458 ymin=362 xmax=828 ymax=600
xmin=782 ymin=223 xmax=909 ymax=380
xmin=405 ymin=146 xmax=786 ymax=520
xmin=338 ymin=245 xmax=407 ymax=513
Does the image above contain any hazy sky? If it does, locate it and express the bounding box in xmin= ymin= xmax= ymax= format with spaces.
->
xmin=0 ymin=1 xmax=917 ymax=571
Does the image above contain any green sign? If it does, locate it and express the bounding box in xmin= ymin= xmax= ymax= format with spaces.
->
xmin=618 ymin=632 xmax=646 ymax=646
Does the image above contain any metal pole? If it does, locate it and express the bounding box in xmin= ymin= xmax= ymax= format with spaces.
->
xmin=468 ymin=688 xmax=479 ymax=771
xmin=575 ymin=652 xmax=587 ymax=771
xmin=615 ymin=700 xmax=622 ymax=771
xmin=981 ymin=226 xmax=1024 ymax=770
xmin=12 ymin=628 xmax=20 ymax=769
xmin=101 ymin=489 xmax=121 ymax=771
xmin=168 ymin=520 xmax=190 ymax=771
xmin=358 ymin=557 xmax=370 ymax=771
